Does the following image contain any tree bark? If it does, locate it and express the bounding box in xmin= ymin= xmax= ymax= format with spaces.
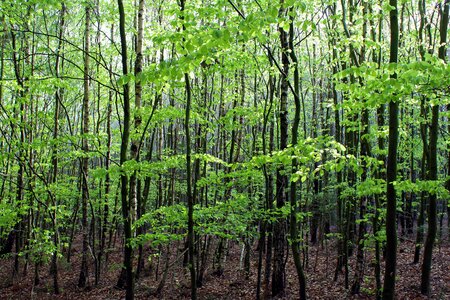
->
xmin=50 ymin=3 xmax=66 ymax=293
xmin=382 ymin=0 xmax=399 ymax=298
xmin=116 ymin=0 xmax=134 ymax=298
xmin=272 ymin=2 xmax=289 ymax=297
xmin=78 ymin=3 xmax=90 ymax=288
xmin=179 ymin=0 xmax=196 ymax=298
xmin=420 ymin=0 xmax=449 ymax=295
xmin=288 ymin=7 xmax=307 ymax=299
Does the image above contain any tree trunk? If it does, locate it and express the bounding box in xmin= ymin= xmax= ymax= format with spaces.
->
xmin=288 ymin=7 xmax=307 ymax=299
xmin=78 ymin=3 xmax=90 ymax=289
xmin=116 ymin=0 xmax=134 ymax=298
xmin=272 ymin=2 xmax=289 ymax=297
xmin=420 ymin=0 xmax=448 ymax=295
xmin=382 ymin=0 xmax=399 ymax=298
xmin=50 ymin=4 xmax=66 ymax=293
xmin=351 ymin=1 xmax=369 ymax=294
xmin=127 ymin=0 xmax=144 ymax=282
xmin=179 ymin=1 xmax=196 ymax=298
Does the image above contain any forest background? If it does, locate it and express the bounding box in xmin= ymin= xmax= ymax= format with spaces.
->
xmin=0 ymin=0 xmax=449 ymax=299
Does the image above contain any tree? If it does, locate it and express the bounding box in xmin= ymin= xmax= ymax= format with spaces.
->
xmin=179 ymin=0 xmax=196 ymax=298
xmin=49 ymin=3 xmax=66 ymax=293
xmin=116 ymin=0 xmax=134 ymax=298
xmin=288 ymin=6 xmax=307 ymax=300
xmin=271 ymin=1 xmax=289 ymax=297
xmin=421 ymin=0 xmax=449 ymax=295
xmin=78 ymin=2 xmax=91 ymax=289
xmin=383 ymin=0 xmax=399 ymax=299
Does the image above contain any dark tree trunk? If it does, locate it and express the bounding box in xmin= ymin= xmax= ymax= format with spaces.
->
xmin=420 ymin=0 xmax=448 ymax=295
xmin=382 ymin=0 xmax=399 ymax=298
xmin=78 ymin=3 xmax=90 ymax=288
xmin=49 ymin=4 xmax=65 ymax=293
xmin=261 ymin=73 xmax=275 ymax=299
xmin=351 ymin=1 xmax=369 ymax=294
xmin=116 ymin=0 xmax=134 ymax=298
xmin=288 ymin=8 xmax=307 ymax=299
xmin=371 ymin=5 xmax=384 ymax=299
xmin=272 ymin=2 xmax=289 ymax=297
xmin=414 ymin=97 xmax=428 ymax=264
xmin=179 ymin=1 xmax=196 ymax=298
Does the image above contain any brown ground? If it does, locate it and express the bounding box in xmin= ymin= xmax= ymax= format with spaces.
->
xmin=1 ymin=234 xmax=449 ymax=299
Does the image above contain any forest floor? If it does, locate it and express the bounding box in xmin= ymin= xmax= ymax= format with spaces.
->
xmin=1 ymin=232 xmax=449 ymax=300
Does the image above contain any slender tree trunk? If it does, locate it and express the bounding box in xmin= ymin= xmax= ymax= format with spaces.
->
xmin=50 ymin=4 xmax=65 ymax=293
xmin=126 ymin=0 xmax=144 ymax=282
xmin=132 ymin=0 xmax=144 ymax=274
xmin=116 ymin=0 xmax=134 ymax=298
xmin=261 ymin=68 xmax=275 ymax=299
xmin=272 ymin=2 xmax=289 ymax=297
xmin=288 ymin=8 xmax=307 ymax=299
xmin=415 ymin=99 xmax=429 ymax=265
xmin=99 ymin=22 xmax=114 ymax=280
xmin=179 ymin=0 xmax=196 ymax=298
xmin=78 ymin=3 xmax=91 ymax=288
xmin=184 ymin=45 xmax=197 ymax=300
xmin=129 ymin=0 xmax=144 ymax=233
xmin=351 ymin=1 xmax=369 ymax=294
xmin=327 ymin=2 xmax=345 ymax=284
xmin=371 ymin=5 xmax=383 ymax=299
xmin=421 ymin=0 xmax=449 ymax=295
xmin=382 ymin=0 xmax=399 ymax=298
xmin=414 ymin=0 xmax=434 ymax=265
